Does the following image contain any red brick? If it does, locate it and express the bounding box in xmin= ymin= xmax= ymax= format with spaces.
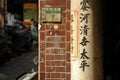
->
xmin=66 ymin=22 xmax=70 ymax=30
xmin=56 ymin=31 xmax=65 ymax=36
xmin=57 ymin=25 xmax=66 ymax=30
xmin=46 ymin=25 xmax=54 ymax=30
xmin=51 ymin=73 xmax=61 ymax=78
xmin=61 ymin=73 xmax=66 ymax=78
xmin=40 ymin=62 xmax=45 ymax=72
xmin=51 ymin=49 xmax=66 ymax=54
xmin=46 ymin=55 xmax=54 ymax=60
xmin=55 ymin=67 xmax=66 ymax=72
xmin=46 ymin=43 xmax=65 ymax=48
xmin=61 ymin=6 xmax=67 ymax=12
xmin=46 ymin=67 xmax=55 ymax=72
xmin=40 ymin=52 xmax=45 ymax=61
xmin=46 ymin=73 xmax=50 ymax=78
xmin=66 ymin=43 xmax=70 ymax=51
xmin=50 ymin=61 xmax=66 ymax=66
xmin=61 ymin=61 xmax=66 ymax=66
xmin=47 ymin=37 xmax=65 ymax=42
xmin=67 ymin=0 xmax=71 ymax=4
xmin=66 ymin=74 xmax=71 ymax=80
xmin=46 ymin=79 xmax=63 ymax=80
xmin=66 ymin=53 xmax=70 ymax=62
xmin=62 ymin=18 xmax=66 ymax=24
xmin=46 ymin=37 xmax=51 ymax=42
xmin=62 ymin=13 xmax=66 ymax=19
xmin=54 ymin=61 xmax=61 ymax=66
xmin=66 ymin=63 xmax=70 ymax=72
xmin=40 ymin=1 xmax=46 ymax=7
xmin=46 ymin=43 xmax=54 ymax=48
xmin=40 ymin=73 xmax=45 ymax=80
xmin=46 ymin=0 xmax=66 ymax=5
xmin=40 ymin=24 xmax=45 ymax=30
xmin=67 ymin=12 xmax=71 ymax=21
xmin=46 ymin=0 xmax=55 ymax=5
xmin=61 ymin=37 xmax=66 ymax=42
xmin=40 ymin=42 xmax=45 ymax=51
xmin=66 ymin=0 xmax=71 ymax=10
xmin=46 ymin=31 xmax=56 ymax=36
xmin=51 ymin=61 xmax=56 ymax=66
xmin=46 ymin=49 xmax=51 ymax=54
xmin=54 ymin=55 xmax=62 ymax=60
xmin=46 ymin=61 xmax=51 ymax=66
xmin=40 ymin=32 xmax=45 ymax=41
xmin=54 ymin=55 xmax=64 ymax=60
xmin=59 ymin=43 xmax=66 ymax=48
xmin=66 ymin=32 xmax=70 ymax=41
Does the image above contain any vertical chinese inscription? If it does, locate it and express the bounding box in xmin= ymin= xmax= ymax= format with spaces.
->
xmin=79 ymin=0 xmax=90 ymax=72
xmin=71 ymin=11 xmax=80 ymax=59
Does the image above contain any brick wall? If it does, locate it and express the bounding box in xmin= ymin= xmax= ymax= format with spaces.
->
xmin=39 ymin=0 xmax=71 ymax=80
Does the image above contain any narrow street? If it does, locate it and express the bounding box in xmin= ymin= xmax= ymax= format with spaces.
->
xmin=0 ymin=41 xmax=38 ymax=80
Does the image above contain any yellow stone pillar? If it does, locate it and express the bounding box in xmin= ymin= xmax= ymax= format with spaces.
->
xmin=71 ymin=0 xmax=103 ymax=80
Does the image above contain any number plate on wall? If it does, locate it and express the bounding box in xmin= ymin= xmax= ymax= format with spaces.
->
xmin=42 ymin=8 xmax=61 ymax=22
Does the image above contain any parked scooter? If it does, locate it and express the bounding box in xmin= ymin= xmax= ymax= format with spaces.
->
xmin=4 ymin=20 xmax=33 ymax=55
xmin=0 ymin=35 xmax=10 ymax=66
xmin=16 ymin=56 xmax=38 ymax=80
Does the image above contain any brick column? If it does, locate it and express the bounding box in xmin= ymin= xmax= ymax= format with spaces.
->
xmin=39 ymin=0 xmax=71 ymax=80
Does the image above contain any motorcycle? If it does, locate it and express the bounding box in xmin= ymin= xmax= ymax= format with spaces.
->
xmin=4 ymin=21 xmax=33 ymax=55
xmin=16 ymin=56 xmax=38 ymax=80
xmin=0 ymin=35 xmax=10 ymax=66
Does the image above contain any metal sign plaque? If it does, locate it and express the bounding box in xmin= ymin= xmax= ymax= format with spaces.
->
xmin=42 ymin=8 xmax=61 ymax=22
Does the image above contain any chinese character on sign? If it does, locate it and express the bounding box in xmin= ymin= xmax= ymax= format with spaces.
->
xmin=79 ymin=60 xmax=89 ymax=71
xmin=80 ymin=25 xmax=89 ymax=35
xmin=80 ymin=0 xmax=90 ymax=11
xmin=80 ymin=36 xmax=89 ymax=46
xmin=80 ymin=13 xmax=90 ymax=23
xmin=79 ymin=0 xmax=91 ymax=72
xmin=80 ymin=49 xmax=89 ymax=59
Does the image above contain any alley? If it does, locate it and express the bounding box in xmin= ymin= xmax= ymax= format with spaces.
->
xmin=0 ymin=42 xmax=38 ymax=80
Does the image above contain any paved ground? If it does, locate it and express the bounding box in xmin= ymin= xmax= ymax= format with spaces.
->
xmin=0 ymin=42 xmax=38 ymax=80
